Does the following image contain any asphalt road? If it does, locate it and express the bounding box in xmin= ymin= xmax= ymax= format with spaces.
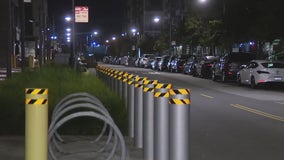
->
xmin=101 ymin=64 xmax=284 ymax=160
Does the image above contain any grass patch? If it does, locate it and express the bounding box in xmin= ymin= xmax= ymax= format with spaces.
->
xmin=0 ymin=64 xmax=127 ymax=135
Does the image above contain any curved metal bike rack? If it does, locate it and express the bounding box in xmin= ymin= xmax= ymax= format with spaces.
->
xmin=48 ymin=92 xmax=126 ymax=160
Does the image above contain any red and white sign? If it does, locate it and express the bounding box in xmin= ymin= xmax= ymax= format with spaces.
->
xmin=75 ymin=6 xmax=89 ymax=23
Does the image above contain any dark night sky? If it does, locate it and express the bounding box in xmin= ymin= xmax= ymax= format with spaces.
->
xmin=48 ymin=0 xmax=125 ymax=38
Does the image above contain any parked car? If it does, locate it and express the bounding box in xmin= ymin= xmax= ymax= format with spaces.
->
xmin=195 ymin=56 xmax=218 ymax=78
xmin=237 ymin=60 xmax=284 ymax=88
xmin=140 ymin=54 xmax=155 ymax=68
xmin=151 ymin=57 xmax=162 ymax=70
xmin=158 ymin=55 xmax=170 ymax=71
xmin=170 ymin=54 xmax=191 ymax=73
xmin=183 ymin=55 xmax=198 ymax=75
xmin=212 ymin=53 xmax=256 ymax=82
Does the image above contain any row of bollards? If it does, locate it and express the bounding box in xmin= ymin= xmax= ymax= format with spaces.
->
xmin=96 ymin=65 xmax=191 ymax=160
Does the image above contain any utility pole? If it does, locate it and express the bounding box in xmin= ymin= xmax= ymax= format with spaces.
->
xmin=72 ymin=0 xmax=76 ymax=69
xmin=7 ymin=0 xmax=12 ymax=78
xmin=20 ymin=0 xmax=26 ymax=70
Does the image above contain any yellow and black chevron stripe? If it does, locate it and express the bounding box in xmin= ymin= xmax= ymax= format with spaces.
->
xmin=155 ymin=83 xmax=172 ymax=89
xmin=144 ymin=87 xmax=155 ymax=92
xmin=135 ymin=84 xmax=143 ymax=88
xmin=154 ymin=92 xmax=170 ymax=98
xmin=144 ymin=80 xmax=158 ymax=85
xmin=118 ymin=71 xmax=124 ymax=76
xmin=169 ymin=89 xmax=190 ymax=95
xmin=135 ymin=77 xmax=146 ymax=82
xmin=128 ymin=81 xmax=134 ymax=85
xmin=25 ymin=88 xmax=48 ymax=105
xmin=26 ymin=98 xmax=48 ymax=105
xmin=25 ymin=88 xmax=48 ymax=95
xmin=123 ymin=78 xmax=128 ymax=83
xmin=128 ymin=74 xmax=134 ymax=79
xmin=123 ymin=72 xmax=129 ymax=78
xmin=169 ymin=98 xmax=190 ymax=105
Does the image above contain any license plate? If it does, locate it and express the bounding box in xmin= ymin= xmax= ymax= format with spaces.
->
xmin=274 ymin=76 xmax=282 ymax=81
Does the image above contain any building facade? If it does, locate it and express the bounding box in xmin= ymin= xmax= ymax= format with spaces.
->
xmin=0 ymin=0 xmax=49 ymax=77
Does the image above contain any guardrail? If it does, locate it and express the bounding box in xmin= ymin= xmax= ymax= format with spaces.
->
xmin=48 ymin=92 xmax=126 ymax=160
xmin=96 ymin=65 xmax=191 ymax=160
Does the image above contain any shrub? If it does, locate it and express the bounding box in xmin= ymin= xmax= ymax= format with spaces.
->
xmin=0 ymin=64 xmax=126 ymax=135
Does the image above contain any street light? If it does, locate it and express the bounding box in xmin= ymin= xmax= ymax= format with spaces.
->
xmin=131 ymin=28 xmax=137 ymax=35
xmin=153 ymin=17 xmax=160 ymax=23
xmin=65 ymin=16 xmax=72 ymax=22
xmin=198 ymin=0 xmax=208 ymax=4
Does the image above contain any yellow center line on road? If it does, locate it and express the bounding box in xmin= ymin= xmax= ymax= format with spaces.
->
xmin=200 ymin=93 xmax=214 ymax=99
xmin=231 ymin=104 xmax=284 ymax=123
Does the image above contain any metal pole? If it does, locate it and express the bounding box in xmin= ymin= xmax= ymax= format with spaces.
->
xmin=143 ymin=80 xmax=158 ymax=160
xmin=127 ymin=74 xmax=135 ymax=138
xmin=154 ymin=83 xmax=172 ymax=160
xmin=117 ymin=71 xmax=123 ymax=97
xmin=113 ymin=70 xmax=119 ymax=93
xmin=123 ymin=72 xmax=129 ymax=102
xmin=169 ymin=89 xmax=191 ymax=160
xmin=107 ymin=68 xmax=113 ymax=88
xmin=134 ymin=76 xmax=147 ymax=148
xmin=111 ymin=69 xmax=116 ymax=91
xmin=25 ymin=88 xmax=48 ymax=160
xmin=72 ymin=0 xmax=76 ymax=69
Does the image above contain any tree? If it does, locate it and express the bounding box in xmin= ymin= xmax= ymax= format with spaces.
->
xmin=182 ymin=13 xmax=225 ymax=54
xmin=153 ymin=32 xmax=169 ymax=52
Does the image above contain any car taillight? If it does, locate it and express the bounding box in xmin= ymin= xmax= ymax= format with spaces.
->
xmin=207 ymin=64 xmax=213 ymax=67
xmin=258 ymin=79 xmax=266 ymax=83
xmin=257 ymin=70 xmax=270 ymax=74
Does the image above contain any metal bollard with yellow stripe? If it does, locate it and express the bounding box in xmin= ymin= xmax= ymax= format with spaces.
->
xmin=143 ymin=80 xmax=158 ymax=160
xmin=117 ymin=71 xmax=124 ymax=97
xmin=154 ymin=83 xmax=172 ymax=160
xmin=25 ymin=88 xmax=48 ymax=160
xmin=134 ymin=76 xmax=147 ymax=148
xmin=127 ymin=74 xmax=135 ymax=138
xmin=169 ymin=88 xmax=191 ymax=160
xmin=122 ymin=72 xmax=129 ymax=101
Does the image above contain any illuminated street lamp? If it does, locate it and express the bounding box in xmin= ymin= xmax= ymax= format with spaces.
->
xmin=198 ymin=0 xmax=207 ymax=4
xmin=65 ymin=16 xmax=72 ymax=22
xmin=131 ymin=28 xmax=137 ymax=34
xmin=153 ymin=17 xmax=160 ymax=23
xmin=66 ymin=28 xmax=71 ymax=32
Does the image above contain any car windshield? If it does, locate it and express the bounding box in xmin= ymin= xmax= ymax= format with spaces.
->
xmin=261 ymin=62 xmax=284 ymax=68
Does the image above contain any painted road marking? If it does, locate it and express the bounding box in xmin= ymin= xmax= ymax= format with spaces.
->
xmin=200 ymin=94 xmax=214 ymax=99
xmin=231 ymin=104 xmax=284 ymax=123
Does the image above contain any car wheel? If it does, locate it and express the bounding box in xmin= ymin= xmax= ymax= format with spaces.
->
xmin=221 ymin=71 xmax=226 ymax=83
xmin=237 ymin=75 xmax=242 ymax=86
xmin=212 ymin=71 xmax=216 ymax=81
xmin=250 ymin=76 xmax=257 ymax=89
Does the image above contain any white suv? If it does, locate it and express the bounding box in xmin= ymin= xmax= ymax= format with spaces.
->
xmin=139 ymin=54 xmax=155 ymax=68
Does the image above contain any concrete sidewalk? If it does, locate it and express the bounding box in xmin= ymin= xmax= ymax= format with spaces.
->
xmin=0 ymin=136 xmax=143 ymax=160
